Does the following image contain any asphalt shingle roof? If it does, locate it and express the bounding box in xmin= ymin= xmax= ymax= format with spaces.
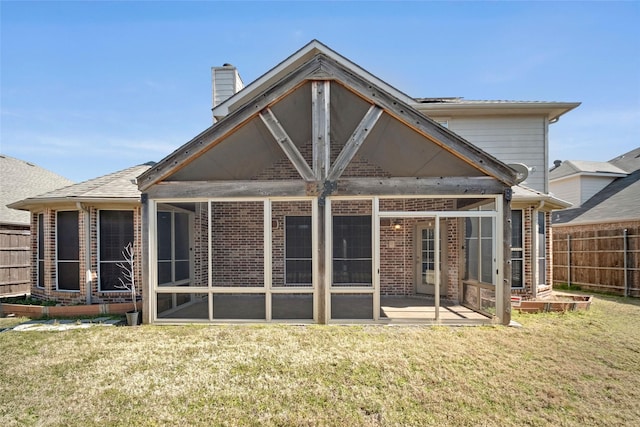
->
xmin=21 ymin=163 xmax=153 ymax=202
xmin=0 ymin=155 xmax=74 ymax=226
xmin=553 ymin=146 xmax=640 ymax=224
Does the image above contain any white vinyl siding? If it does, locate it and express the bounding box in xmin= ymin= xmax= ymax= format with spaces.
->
xmin=549 ymin=175 xmax=581 ymax=207
xmin=550 ymin=174 xmax=617 ymax=207
xmin=448 ymin=117 xmax=546 ymax=192
xmin=580 ymin=175 xmax=616 ymax=206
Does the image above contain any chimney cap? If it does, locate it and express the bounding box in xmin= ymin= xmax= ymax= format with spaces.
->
xmin=222 ymin=63 xmax=234 ymax=67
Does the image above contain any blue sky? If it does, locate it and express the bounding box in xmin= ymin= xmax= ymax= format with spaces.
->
xmin=1 ymin=1 xmax=639 ymax=183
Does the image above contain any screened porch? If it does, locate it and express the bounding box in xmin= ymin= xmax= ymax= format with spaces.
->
xmin=147 ymin=195 xmax=505 ymax=325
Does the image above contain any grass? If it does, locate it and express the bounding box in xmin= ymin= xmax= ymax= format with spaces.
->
xmin=1 ymin=294 xmax=639 ymax=426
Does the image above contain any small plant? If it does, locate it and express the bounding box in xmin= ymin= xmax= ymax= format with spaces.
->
xmin=115 ymin=242 xmax=137 ymax=313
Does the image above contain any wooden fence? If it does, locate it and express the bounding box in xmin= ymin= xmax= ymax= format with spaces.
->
xmin=553 ymin=225 xmax=640 ymax=297
xmin=0 ymin=228 xmax=31 ymax=298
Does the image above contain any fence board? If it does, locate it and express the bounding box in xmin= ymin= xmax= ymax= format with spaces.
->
xmin=0 ymin=228 xmax=31 ymax=297
xmin=553 ymin=223 xmax=640 ymax=297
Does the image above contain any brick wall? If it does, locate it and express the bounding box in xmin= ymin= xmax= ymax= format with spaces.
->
xmin=29 ymin=205 xmax=142 ymax=305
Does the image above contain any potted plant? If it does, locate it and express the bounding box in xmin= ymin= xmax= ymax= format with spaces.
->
xmin=116 ymin=242 xmax=140 ymax=326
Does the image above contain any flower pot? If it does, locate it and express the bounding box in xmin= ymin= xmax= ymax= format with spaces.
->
xmin=126 ymin=311 xmax=140 ymax=326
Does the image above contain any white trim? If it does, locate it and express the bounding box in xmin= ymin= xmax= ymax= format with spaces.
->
xmin=434 ymin=216 xmax=441 ymax=321
xmin=264 ymin=200 xmax=272 ymax=321
xmin=373 ymin=197 xmax=380 ymax=321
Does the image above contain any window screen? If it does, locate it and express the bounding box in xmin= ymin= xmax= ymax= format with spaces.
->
xmin=332 ymin=216 xmax=372 ymax=285
xmin=285 ymin=216 xmax=312 ymax=285
xmin=99 ymin=210 xmax=134 ymax=291
xmin=56 ymin=211 xmax=79 ymax=291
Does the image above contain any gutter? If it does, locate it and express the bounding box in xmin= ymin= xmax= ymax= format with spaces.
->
xmin=76 ymin=202 xmax=92 ymax=305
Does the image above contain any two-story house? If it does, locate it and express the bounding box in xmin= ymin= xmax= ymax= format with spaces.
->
xmin=11 ymin=41 xmax=578 ymax=325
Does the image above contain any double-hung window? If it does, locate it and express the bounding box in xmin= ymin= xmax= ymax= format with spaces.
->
xmin=511 ymin=210 xmax=524 ymax=288
xmin=537 ymin=212 xmax=546 ymax=286
xmin=99 ymin=210 xmax=134 ymax=291
xmin=37 ymin=213 xmax=44 ymax=288
xmin=56 ymin=211 xmax=80 ymax=291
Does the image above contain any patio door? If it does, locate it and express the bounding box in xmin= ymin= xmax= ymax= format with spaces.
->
xmin=415 ymin=221 xmax=446 ymax=295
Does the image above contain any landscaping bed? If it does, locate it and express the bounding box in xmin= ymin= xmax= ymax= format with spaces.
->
xmin=0 ymin=301 xmax=135 ymax=318
xmin=513 ymin=294 xmax=593 ymax=313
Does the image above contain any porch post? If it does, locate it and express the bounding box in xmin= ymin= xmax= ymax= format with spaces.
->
xmin=312 ymin=81 xmax=331 ymax=324
xmin=317 ymin=197 xmax=327 ymax=324
xmin=141 ymin=194 xmax=151 ymax=324
xmin=499 ymin=193 xmax=512 ymax=325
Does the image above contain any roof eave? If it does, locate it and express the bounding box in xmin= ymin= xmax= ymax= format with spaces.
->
xmin=512 ymin=192 xmax=572 ymax=210
xmin=414 ymin=101 xmax=581 ymax=122
xmin=8 ymin=197 xmax=141 ymax=211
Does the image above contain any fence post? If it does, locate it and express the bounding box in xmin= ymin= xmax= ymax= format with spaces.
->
xmin=567 ymin=234 xmax=571 ymax=288
xmin=624 ymin=229 xmax=628 ymax=297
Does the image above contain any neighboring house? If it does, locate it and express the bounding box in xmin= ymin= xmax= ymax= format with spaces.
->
xmin=551 ymin=147 xmax=640 ymax=296
xmin=8 ymin=163 xmax=153 ymax=304
xmin=10 ymin=41 xmax=579 ymax=324
xmin=0 ymin=155 xmax=73 ymax=297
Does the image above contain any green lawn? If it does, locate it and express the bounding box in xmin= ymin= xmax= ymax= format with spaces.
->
xmin=1 ymin=294 xmax=639 ymax=426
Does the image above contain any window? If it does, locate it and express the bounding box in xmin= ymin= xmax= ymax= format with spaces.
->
xmin=511 ymin=210 xmax=524 ymax=288
xmin=285 ymin=216 xmax=312 ymax=285
xmin=157 ymin=211 xmax=191 ymax=286
xmin=37 ymin=213 xmax=44 ymax=288
xmin=332 ymin=216 xmax=372 ymax=285
xmin=537 ymin=212 xmax=546 ymax=286
xmin=56 ymin=211 xmax=80 ymax=291
xmin=465 ymin=208 xmax=494 ymax=284
xmin=99 ymin=210 xmax=134 ymax=291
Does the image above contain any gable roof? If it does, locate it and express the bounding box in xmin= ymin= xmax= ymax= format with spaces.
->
xmin=550 ymin=160 xmax=628 ymax=181
xmin=212 ymin=40 xmax=415 ymax=121
xmin=9 ymin=163 xmax=153 ymax=211
xmin=0 ymin=155 xmax=74 ymax=226
xmin=553 ymin=146 xmax=640 ymax=224
xmin=140 ymin=42 xmax=517 ymax=191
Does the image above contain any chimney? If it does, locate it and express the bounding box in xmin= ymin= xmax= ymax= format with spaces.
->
xmin=212 ymin=64 xmax=244 ymax=121
xmin=552 ymin=159 xmax=562 ymax=170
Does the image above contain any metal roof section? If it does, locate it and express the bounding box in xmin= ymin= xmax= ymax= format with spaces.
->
xmin=9 ymin=163 xmax=154 ymax=211
xmin=212 ymin=39 xmax=415 ymax=121
xmin=0 ymin=155 xmax=74 ymax=226
xmin=414 ymin=98 xmax=581 ymax=122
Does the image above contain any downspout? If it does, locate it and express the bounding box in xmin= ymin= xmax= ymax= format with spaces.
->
xmin=532 ymin=200 xmax=545 ymax=299
xmin=77 ymin=202 xmax=92 ymax=304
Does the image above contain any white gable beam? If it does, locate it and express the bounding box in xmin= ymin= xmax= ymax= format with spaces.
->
xmin=327 ymin=105 xmax=383 ymax=181
xmin=259 ymin=108 xmax=315 ymax=181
